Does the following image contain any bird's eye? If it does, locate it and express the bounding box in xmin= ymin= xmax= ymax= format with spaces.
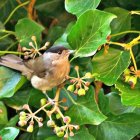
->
xmin=58 ymin=51 xmax=62 ymax=54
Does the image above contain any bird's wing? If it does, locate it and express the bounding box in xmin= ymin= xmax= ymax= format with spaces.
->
xmin=0 ymin=54 xmax=33 ymax=79
xmin=24 ymin=52 xmax=60 ymax=78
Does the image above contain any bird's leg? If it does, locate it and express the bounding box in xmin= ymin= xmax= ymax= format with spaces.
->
xmin=42 ymin=91 xmax=55 ymax=105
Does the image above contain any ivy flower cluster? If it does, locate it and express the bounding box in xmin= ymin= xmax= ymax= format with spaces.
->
xmin=67 ymin=66 xmax=93 ymax=96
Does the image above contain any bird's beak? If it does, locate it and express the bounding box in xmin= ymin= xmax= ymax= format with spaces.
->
xmin=68 ymin=50 xmax=75 ymax=54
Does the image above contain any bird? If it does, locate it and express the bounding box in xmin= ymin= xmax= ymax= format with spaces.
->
xmin=0 ymin=46 xmax=73 ymax=93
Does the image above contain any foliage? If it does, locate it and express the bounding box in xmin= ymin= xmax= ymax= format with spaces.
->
xmin=0 ymin=0 xmax=140 ymax=140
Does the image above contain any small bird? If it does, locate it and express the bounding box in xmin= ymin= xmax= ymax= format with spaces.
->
xmin=0 ymin=46 xmax=72 ymax=93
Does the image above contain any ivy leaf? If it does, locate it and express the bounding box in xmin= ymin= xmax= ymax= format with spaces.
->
xmin=115 ymin=79 xmax=140 ymax=107
xmin=92 ymin=48 xmax=130 ymax=85
xmin=67 ymin=10 xmax=116 ymax=57
xmin=89 ymin=113 xmax=140 ymax=140
xmin=107 ymin=92 xmax=135 ymax=115
xmin=4 ymin=87 xmax=31 ymax=110
xmin=15 ymin=18 xmax=44 ymax=47
xmin=65 ymin=0 xmax=101 ymax=17
xmin=0 ymin=127 xmax=19 ymax=140
xmin=0 ymin=67 xmax=24 ymax=99
xmin=65 ymin=86 xmax=107 ymax=125
xmin=54 ymin=22 xmax=74 ymax=49
xmin=0 ymin=101 xmax=8 ymax=125
xmin=105 ymin=7 xmax=131 ymax=40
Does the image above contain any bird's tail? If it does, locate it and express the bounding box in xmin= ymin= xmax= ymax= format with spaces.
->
xmin=0 ymin=54 xmax=33 ymax=78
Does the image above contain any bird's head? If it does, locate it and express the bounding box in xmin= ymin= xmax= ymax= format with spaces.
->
xmin=45 ymin=46 xmax=74 ymax=59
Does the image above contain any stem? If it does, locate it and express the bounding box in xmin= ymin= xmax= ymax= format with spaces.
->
xmin=131 ymin=11 xmax=140 ymax=15
xmin=0 ymin=34 xmax=10 ymax=40
xmin=0 ymin=30 xmax=15 ymax=35
xmin=111 ymin=31 xmax=140 ymax=37
xmin=70 ymin=56 xmax=76 ymax=62
xmin=130 ymin=48 xmax=137 ymax=71
xmin=0 ymin=51 xmax=24 ymax=55
xmin=4 ymin=1 xmax=29 ymax=25
xmin=64 ymin=88 xmax=77 ymax=105
xmin=34 ymin=102 xmax=51 ymax=115
xmin=108 ymin=41 xmax=126 ymax=47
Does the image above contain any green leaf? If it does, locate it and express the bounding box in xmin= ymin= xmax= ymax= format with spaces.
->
xmin=89 ymin=113 xmax=140 ymax=140
xmin=92 ymin=48 xmax=130 ymax=85
xmin=0 ymin=127 xmax=19 ymax=140
xmin=54 ymin=22 xmax=74 ymax=49
xmin=67 ymin=10 xmax=116 ymax=57
xmin=98 ymin=89 xmax=110 ymax=115
xmin=28 ymin=88 xmax=46 ymax=108
xmin=4 ymin=87 xmax=31 ymax=110
xmin=107 ymin=92 xmax=135 ymax=115
xmin=0 ymin=67 xmax=22 ymax=99
xmin=105 ymin=7 xmax=131 ymax=40
xmin=115 ymin=79 xmax=140 ymax=107
xmin=15 ymin=18 xmax=44 ymax=47
xmin=65 ymin=86 xmax=107 ymax=125
xmin=6 ymin=115 xmax=19 ymax=127
xmin=65 ymin=0 xmax=101 ymax=17
xmin=0 ymin=101 xmax=8 ymax=125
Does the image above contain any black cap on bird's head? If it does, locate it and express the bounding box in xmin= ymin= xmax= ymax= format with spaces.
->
xmin=45 ymin=46 xmax=74 ymax=55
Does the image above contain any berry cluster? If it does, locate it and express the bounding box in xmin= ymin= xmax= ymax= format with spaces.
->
xmin=20 ymin=36 xmax=50 ymax=59
xmin=18 ymin=90 xmax=79 ymax=138
xmin=67 ymin=66 xmax=93 ymax=96
xmin=123 ymin=67 xmax=138 ymax=88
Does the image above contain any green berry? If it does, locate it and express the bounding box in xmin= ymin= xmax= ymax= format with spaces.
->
xmin=84 ymin=72 xmax=92 ymax=78
xmin=40 ymin=98 xmax=47 ymax=106
xmin=19 ymin=115 xmax=26 ymax=121
xmin=27 ymin=124 xmax=33 ymax=133
xmin=78 ymin=88 xmax=86 ymax=96
xmin=54 ymin=127 xmax=61 ymax=133
xmin=124 ymin=68 xmax=130 ymax=75
xmin=47 ymin=120 xmax=55 ymax=127
xmin=56 ymin=131 xmax=64 ymax=137
xmin=124 ymin=75 xmax=131 ymax=82
xmin=56 ymin=113 xmax=61 ymax=119
xmin=67 ymin=85 xmax=75 ymax=92
xmin=63 ymin=116 xmax=71 ymax=123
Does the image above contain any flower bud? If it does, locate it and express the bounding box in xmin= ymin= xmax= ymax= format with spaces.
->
xmin=63 ymin=116 xmax=71 ymax=123
xmin=84 ymin=72 xmax=92 ymax=78
xmin=27 ymin=124 xmax=34 ymax=133
xmin=38 ymin=122 xmax=43 ymax=127
xmin=70 ymin=131 xmax=74 ymax=137
xmin=74 ymin=66 xmax=79 ymax=71
xmin=47 ymin=120 xmax=55 ymax=127
xmin=31 ymin=36 xmax=36 ymax=41
xmin=40 ymin=98 xmax=47 ymax=106
xmin=18 ymin=120 xmax=27 ymax=127
xmin=20 ymin=111 xmax=26 ymax=116
xmin=84 ymin=86 xmax=89 ymax=91
xmin=67 ymin=85 xmax=74 ymax=92
xmin=78 ymin=88 xmax=86 ymax=96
